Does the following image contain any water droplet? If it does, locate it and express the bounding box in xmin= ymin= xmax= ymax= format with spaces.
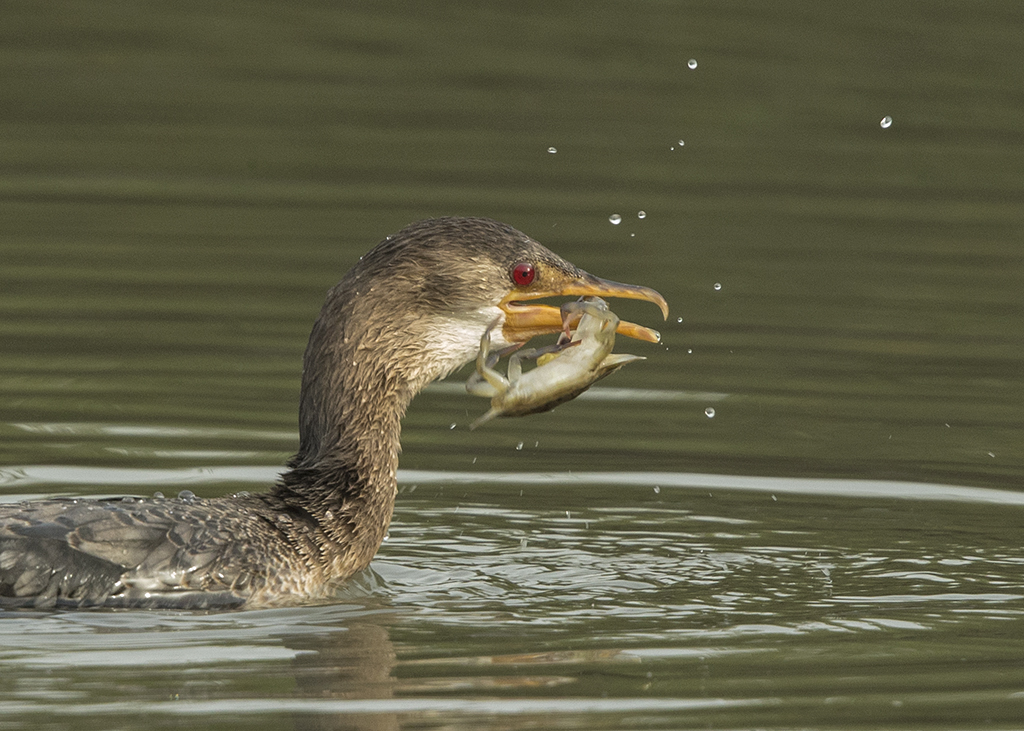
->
xmin=653 ymin=486 xmax=661 ymax=494
xmin=678 ymin=140 xmax=685 ymax=146
xmin=637 ymin=210 xmax=647 ymax=219
xmin=705 ymin=407 xmax=716 ymax=418
xmin=687 ymin=59 xmax=698 ymax=69
xmin=449 ymin=423 xmax=456 ymax=430
xmin=547 ymin=146 xmax=557 ymax=153
xmin=121 ymin=496 xmax=136 ymax=504
xmin=676 ymin=316 xmax=683 ymax=323
xmin=152 ymin=491 xmax=164 ymax=499
xmin=383 ymin=533 xmax=390 ymax=542
xmin=516 ymin=441 xmax=524 ymax=451
xmin=609 ymin=214 xmax=622 ymax=225
xmin=880 ymin=115 xmax=893 ymax=129
xmin=713 ymin=282 xmax=722 ymax=291
xmin=534 ymin=441 xmax=539 ymax=447
xmin=687 ymin=348 xmax=693 ymax=354
xmin=177 ymin=490 xmax=196 ymax=504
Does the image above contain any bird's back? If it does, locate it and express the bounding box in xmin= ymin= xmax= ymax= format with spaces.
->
xmin=0 ymin=493 xmax=315 ymax=609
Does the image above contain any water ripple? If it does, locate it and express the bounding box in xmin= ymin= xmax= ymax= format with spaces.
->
xmin=5 ymin=465 xmax=1024 ymax=507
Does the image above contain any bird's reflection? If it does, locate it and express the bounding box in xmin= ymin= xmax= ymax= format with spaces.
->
xmin=288 ymin=618 xmax=399 ymax=731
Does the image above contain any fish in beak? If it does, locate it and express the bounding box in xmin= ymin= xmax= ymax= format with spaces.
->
xmin=499 ymin=268 xmax=669 ymax=344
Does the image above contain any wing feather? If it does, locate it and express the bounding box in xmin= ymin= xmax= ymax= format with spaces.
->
xmin=0 ymin=496 xmax=307 ymax=608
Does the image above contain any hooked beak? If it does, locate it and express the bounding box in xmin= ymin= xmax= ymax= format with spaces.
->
xmin=499 ymin=271 xmax=669 ymax=344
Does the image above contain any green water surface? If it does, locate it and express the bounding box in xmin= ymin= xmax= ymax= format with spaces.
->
xmin=2 ymin=2 xmax=1024 ymax=729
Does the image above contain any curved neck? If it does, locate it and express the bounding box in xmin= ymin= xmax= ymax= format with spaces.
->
xmin=270 ymin=267 xmax=479 ymax=579
xmin=292 ymin=286 xmax=416 ymax=472
xmin=271 ymin=282 xmax=419 ymax=573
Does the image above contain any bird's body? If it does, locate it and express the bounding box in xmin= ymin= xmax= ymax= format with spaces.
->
xmin=0 ymin=217 xmax=667 ymax=609
xmin=0 ymin=493 xmax=322 ymax=608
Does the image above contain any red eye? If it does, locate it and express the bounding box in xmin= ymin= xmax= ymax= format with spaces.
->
xmin=511 ymin=262 xmax=536 ymax=286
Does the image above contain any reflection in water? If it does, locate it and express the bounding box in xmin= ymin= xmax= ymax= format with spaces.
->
xmin=7 ymin=458 xmax=1024 ymax=507
xmin=0 ymin=603 xmax=402 ymax=730
xmin=400 ymin=470 xmax=1024 ymax=506
xmin=289 ymin=620 xmax=399 ymax=731
xmin=2 ymin=456 xmax=1024 ymax=726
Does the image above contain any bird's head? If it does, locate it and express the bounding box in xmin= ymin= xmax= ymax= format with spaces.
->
xmin=297 ymin=217 xmax=668 ymax=459
xmin=333 ymin=217 xmax=668 ymax=386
